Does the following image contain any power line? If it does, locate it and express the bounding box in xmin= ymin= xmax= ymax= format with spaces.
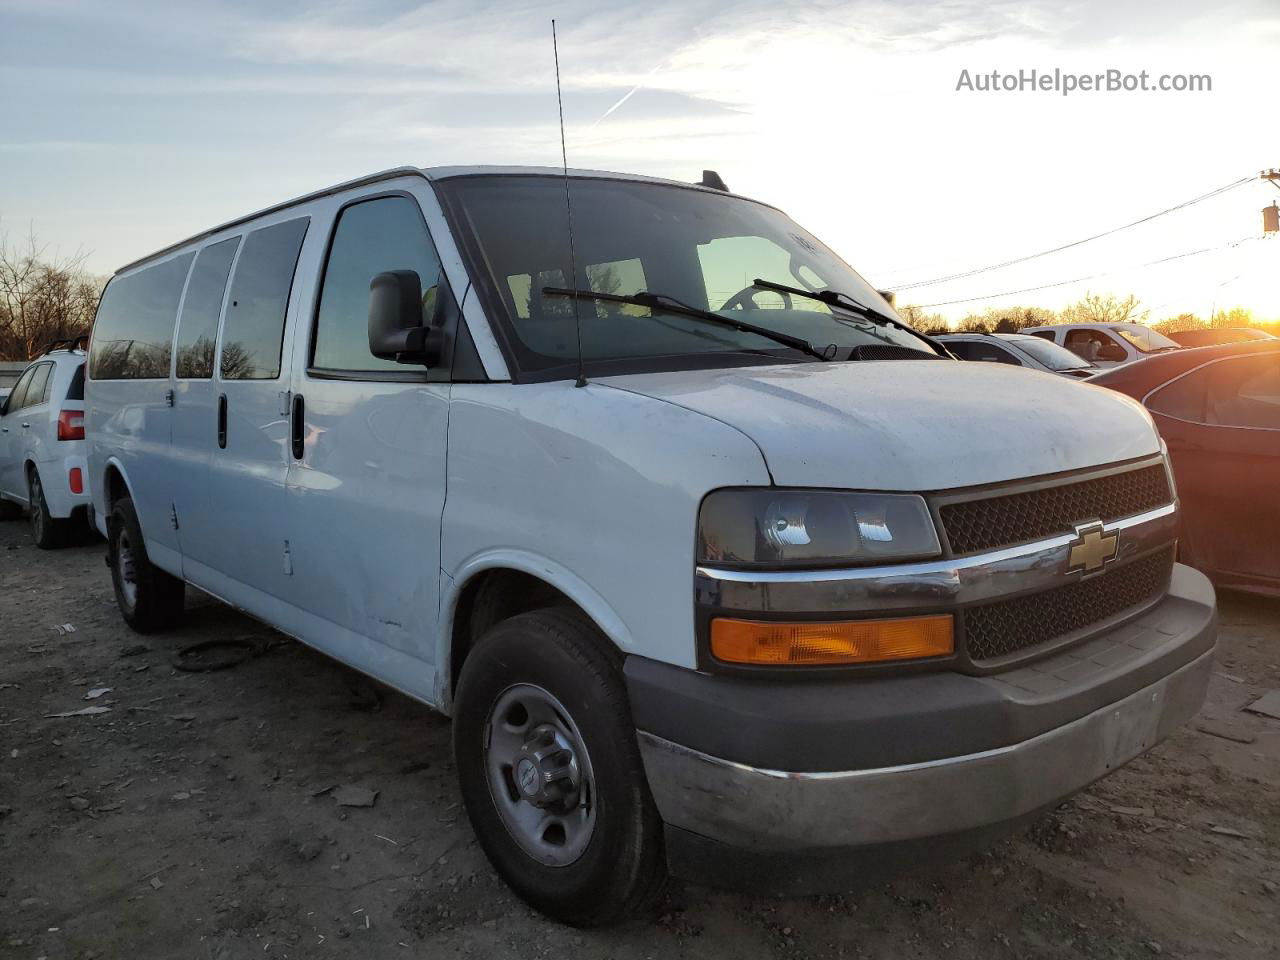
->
xmin=912 ymin=235 xmax=1259 ymax=308
xmin=891 ymin=175 xmax=1254 ymax=291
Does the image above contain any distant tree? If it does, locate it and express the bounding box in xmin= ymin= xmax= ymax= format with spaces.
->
xmin=1209 ymin=305 xmax=1254 ymax=329
xmin=0 ymin=226 xmax=104 ymax=360
xmin=1154 ymin=312 xmax=1203 ymax=335
xmin=955 ymin=313 xmax=991 ymax=334
xmin=1059 ymin=291 xmax=1147 ymax=325
xmin=968 ymin=305 xmax=1057 ymax=333
xmin=896 ymin=305 xmax=946 ymax=330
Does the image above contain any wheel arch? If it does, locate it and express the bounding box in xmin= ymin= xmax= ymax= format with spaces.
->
xmin=100 ymin=457 xmax=133 ymax=514
xmin=437 ymin=551 xmax=634 ymax=713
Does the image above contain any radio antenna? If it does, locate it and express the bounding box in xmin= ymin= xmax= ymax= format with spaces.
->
xmin=551 ymin=19 xmax=587 ymax=388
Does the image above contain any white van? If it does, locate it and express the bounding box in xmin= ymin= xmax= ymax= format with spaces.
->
xmin=86 ymin=167 xmax=1215 ymax=926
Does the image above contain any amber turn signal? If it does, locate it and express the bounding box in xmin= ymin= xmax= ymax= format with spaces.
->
xmin=710 ymin=614 xmax=954 ymax=666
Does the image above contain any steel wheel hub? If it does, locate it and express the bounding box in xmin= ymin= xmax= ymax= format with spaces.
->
xmin=484 ymin=684 xmax=596 ymax=866
xmin=116 ymin=529 xmax=139 ymax=611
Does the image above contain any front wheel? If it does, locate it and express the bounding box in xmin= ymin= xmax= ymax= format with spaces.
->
xmin=453 ymin=609 xmax=667 ymax=927
xmin=108 ymin=497 xmax=185 ymax=633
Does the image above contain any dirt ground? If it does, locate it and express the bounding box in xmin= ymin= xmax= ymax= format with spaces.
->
xmin=0 ymin=518 xmax=1277 ymax=960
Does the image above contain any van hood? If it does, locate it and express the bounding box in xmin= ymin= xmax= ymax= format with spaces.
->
xmin=598 ymin=360 xmax=1160 ymax=491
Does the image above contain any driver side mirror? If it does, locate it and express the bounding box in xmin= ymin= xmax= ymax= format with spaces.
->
xmin=1096 ymin=343 xmax=1127 ymax=362
xmin=368 ymin=270 xmax=446 ymax=366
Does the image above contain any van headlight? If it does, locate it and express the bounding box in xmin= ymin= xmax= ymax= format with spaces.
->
xmin=697 ymin=489 xmax=942 ymax=566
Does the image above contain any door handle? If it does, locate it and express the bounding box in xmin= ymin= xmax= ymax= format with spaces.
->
xmin=20 ymin=422 xmax=30 ymax=429
xmin=217 ymin=394 xmax=228 ymax=449
xmin=291 ymin=394 xmax=305 ymax=460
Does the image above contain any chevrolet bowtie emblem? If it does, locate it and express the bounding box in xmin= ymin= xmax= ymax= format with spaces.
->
xmin=1067 ymin=522 xmax=1119 ymax=575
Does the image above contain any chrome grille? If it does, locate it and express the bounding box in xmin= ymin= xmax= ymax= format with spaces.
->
xmin=964 ymin=549 xmax=1174 ymax=662
xmin=940 ymin=464 xmax=1171 ymax=556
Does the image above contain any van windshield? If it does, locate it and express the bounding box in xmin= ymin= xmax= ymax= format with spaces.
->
xmin=436 ymin=175 xmax=937 ymax=379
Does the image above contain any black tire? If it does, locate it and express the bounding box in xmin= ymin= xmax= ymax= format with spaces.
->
xmin=453 ymin=608 xmax=667 ymax=927
xmin=28 ymin=467 xmax=68 ymax=549
xmin=108 ymin=496 xmax=185 ymax=633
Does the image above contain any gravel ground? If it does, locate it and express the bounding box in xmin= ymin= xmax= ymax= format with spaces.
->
xmin=0 ymin=517 xmax=1277 ymax=960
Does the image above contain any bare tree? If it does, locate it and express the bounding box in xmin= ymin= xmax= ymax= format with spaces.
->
xmin=0 ymin=226 xmax=104 ymax=360
xmin=1209 ymin=305 xmax=1254 ymax=329
xmin=1154 ymin=312 xmax=1202 ymax=334
xmin=896 ymin=305 xmax=946 ymax=330
xmin=1059 ymin=291 xmax=1147 ymax=325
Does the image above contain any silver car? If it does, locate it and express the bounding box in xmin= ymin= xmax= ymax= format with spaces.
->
xmin=939 ymin=332 xmax=1098 ymax=379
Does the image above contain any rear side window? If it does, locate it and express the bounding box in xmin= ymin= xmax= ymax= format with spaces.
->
xmin=313 ymin=198 xmax=440 ymax=373
xmin=1205 ymin=354 xmax=1280 ymax=429
xmin=89 ymin=252 xmax=194 ymax=379
xmin=1148 ymin=370 xmax=1206 ymax=422
xmin=66 ymin=364 xmax=85 ymax=401
xmin=24 ymin=363 xmax=52 ymax=407
xmin=176 ymin=236 xmax=240 ymax=379
xmin=971 ymin=343 xmax=1022 ymax=365
xmin=220 ymin=218 xmax=309 ymax=380
xmin=5 ymin=366 xmax=35 ymax=411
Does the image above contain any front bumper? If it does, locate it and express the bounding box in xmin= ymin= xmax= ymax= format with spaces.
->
xmin=631 ymin=563 xmax=1215 ymax=891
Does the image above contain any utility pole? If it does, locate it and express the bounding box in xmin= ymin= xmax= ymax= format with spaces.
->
xmin=1263 ymin=170 xmax=1280 ymax=233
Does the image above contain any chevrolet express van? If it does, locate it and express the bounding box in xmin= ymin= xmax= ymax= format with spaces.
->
xmin=86 ymin=166 xmax=1216 ymax=926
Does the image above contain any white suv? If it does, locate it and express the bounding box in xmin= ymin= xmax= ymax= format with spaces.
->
xmin=0 ymin=337 xmax=90 ymax=547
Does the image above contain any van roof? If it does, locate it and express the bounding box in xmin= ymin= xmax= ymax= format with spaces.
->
xmin=114 ymin=165 xmax=744 ymax=276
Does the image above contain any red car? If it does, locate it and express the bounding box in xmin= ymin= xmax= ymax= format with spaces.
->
xmin=1089 ymin=341 xmax=1280 ymax=595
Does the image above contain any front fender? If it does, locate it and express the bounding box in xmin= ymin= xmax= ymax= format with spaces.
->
xmin=434 ymin=548 xmax=635 ymax=710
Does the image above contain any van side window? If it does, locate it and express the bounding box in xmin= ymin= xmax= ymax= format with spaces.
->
xmin=220 ymin=218 xmax=309 ymax=380
xmin=313 ymin=197 xmax=442 ymax=373
xmin=89 ymin=252 xmax=195 ymax=380
xmin=176 ymin=236 xmax=240 ymax=379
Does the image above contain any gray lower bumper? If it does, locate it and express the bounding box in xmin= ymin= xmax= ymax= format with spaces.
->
xmin=638 ymin=647 xmax=1213 ymax=852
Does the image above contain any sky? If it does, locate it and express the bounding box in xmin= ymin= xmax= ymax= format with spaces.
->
xmin=1 ymin=0 xmax=1278 ymax=324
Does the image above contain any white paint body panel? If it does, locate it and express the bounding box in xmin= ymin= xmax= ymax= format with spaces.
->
xmin=598 ymin=361 xmax=1160 ymax=490
xmin=437 ymin=381 xmax=771 ymax=690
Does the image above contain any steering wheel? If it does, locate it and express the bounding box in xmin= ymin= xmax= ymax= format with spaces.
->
xmin=720 ymin=284 xmax=793 ymax=311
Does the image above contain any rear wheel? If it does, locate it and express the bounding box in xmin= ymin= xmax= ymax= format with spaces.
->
xmin=453 ymin=609 xmax=667 ymax=927
xmin=109 ymin=496 xmax=185 ymax=633
xmin=28 ymin=468 xmax=68 ymax=549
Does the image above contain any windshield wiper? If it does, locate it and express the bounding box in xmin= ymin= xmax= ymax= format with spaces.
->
xmin=749 ymin=278 xmax=950 ymax=355
xmin=541 ymin=287 xmax=834 ymax=362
